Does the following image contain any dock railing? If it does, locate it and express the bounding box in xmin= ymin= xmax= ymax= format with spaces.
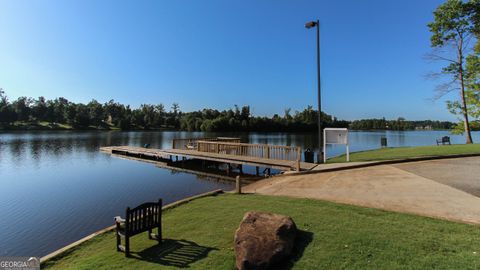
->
xmin=172 ymin=137 xmax=241 ymax=150
xmin=196 ymin=141 xmax=302 ymax=171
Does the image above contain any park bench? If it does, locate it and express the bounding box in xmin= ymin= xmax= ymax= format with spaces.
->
xmin=114 ymin=199 xmax=162 ymax=257
xmin=436 ymin=136 xmax=451 ymax=146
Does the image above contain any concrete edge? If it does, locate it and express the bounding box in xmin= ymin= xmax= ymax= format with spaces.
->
xmin=40 ymin=189 xmax=224 ymax=263
xmin=288 ymin=153 xmax=480 ymax=176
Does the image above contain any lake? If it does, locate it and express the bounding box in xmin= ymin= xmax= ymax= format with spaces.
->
xmin=1 ymin=130 xmax=479 ymax=257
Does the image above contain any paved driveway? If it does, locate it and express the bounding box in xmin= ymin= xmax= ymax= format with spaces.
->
xmin=392 ymin=157 xmax=480 ymax=197
xmin=243 ymin=157 xmax=480 ymax=224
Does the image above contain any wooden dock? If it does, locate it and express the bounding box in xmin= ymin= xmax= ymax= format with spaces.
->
xmin=100 ymin=140 xmax=317 ymax=172
xmin=102 ymin=149 xmax=261 ymax=183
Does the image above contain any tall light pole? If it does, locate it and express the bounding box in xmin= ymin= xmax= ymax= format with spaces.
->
xmin=305 ymin=20 xmax=323 ymax=164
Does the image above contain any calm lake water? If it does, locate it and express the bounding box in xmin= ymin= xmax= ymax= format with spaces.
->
xmin=1 ymin=130 xmax=479 ymax=257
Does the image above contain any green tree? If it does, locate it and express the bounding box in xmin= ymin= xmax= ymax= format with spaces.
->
xmin=87 ymin=99 xmax=105 ymax=126
xmin=32 ymin=96 xmax=48 ymax=121
xmin=0 ymin=89 xmax=15 ymax=124
xmin=65 ymin=103 xmax=77 ymax=125
xmin=448 ymin=54 xmax=480 ymax=133
xmin=12 ymin=96 xmax=33 ymax=121
xmin=104 ymin=100 xmax=125 ymax=126
xmin=170 ymin=103 xmax=181 ymax=128
xmin=51 ymin=97 xmax=69 ymax=123
xmin=140 ymin=104 xmax=156 ymax=129
xmin=74 ymin=104 xmax=90 ymax=127
xmin=154 ymin=104 xmax=166 ymax=127
xmin=428 ymin=0 xmax=479 ymax=143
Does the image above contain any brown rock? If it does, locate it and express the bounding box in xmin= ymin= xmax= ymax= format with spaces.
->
xmin=234 ymin=211 xmax=297 ymax=270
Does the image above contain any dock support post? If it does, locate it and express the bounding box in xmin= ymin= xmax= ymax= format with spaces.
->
xmin=239 ymin=165 xmax=243 ymax=174
xmin=296 ymin=147 xmax=301 ymax=172
xmin=236 ymin=176 xmax=242 ymax=194
xmin=255 ymin=166 xmax=259 ymax=176
xmin=176 ymin=156 xmax=178 ymax=162
xmin=227 ymin=164 xmax=231 ymax=175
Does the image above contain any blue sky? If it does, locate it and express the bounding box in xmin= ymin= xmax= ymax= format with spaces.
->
xmin=0 ymin=0 xmax=455 ymax=121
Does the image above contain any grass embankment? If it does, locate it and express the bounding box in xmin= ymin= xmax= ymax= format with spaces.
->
xmin=43 ymin=194 xmax=480 ymax=269
xmin=0 ymin=121 xmax=75 ymax=130
xmin=0 ymin=121 xmax=177 ymax=131
xmin=0 ymin=121 xmax=111 ymax=130
xmin=328 ymin=144 xmax=480 ymax=163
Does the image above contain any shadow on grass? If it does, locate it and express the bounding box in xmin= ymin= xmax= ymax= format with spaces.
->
xmin=277 ymin=229 xmax=314 ymax=270
xmin=130 ymin=239 xmax=218 ymax=268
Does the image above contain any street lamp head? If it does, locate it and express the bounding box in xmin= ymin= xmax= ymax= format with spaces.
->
xmin=305 ymin=21 xmax=318 ymax=29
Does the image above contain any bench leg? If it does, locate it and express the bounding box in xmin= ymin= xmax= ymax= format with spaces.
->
xmin=158 ymin=225 xmax=162 ymax=243
xmin=116 ymin=231 xmax=121 ymax=251
xmin=125 ymin=236 xmax=130 ymax=257
xmin=115 ymin=222 xmax=121 ymax=252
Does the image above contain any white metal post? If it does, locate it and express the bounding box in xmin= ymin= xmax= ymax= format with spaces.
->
xmin=346 ymin=129 xmax=350 ymax=162
xmin=346 ymin=144 xmax=350 ymax=162
xmin=323 ymin=129 xmax=327 ymax=163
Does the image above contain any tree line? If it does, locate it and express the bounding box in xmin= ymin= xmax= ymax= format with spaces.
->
xmin=0 ymin=90 xmax=457 ymax=132
xmin=349 ymin=118 xmax=455 ymax=131
xmin=0 ymin=90 xmax=350 ymax=131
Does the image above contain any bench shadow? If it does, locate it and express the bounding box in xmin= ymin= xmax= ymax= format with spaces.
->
xmin=276 ymin=229 xmax=314 ymax=270
xmin=130 ymin=239 xmax=218 ymax=268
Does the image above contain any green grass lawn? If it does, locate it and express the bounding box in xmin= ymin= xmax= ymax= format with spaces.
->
xmin=328 ymin=144 xmax=480 ymax=163
xmin=1 ymin=121 xmax=122 ymax=130
xmin=0 ymin=121 xmax=165 ymax=131
xmin=42 ymin=194 xmax=480 ymax=270
xmin=0 ymin=121 xmax=74 ymax=130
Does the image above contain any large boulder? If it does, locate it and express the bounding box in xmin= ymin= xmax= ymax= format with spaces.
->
xmin=234 ymin=211 xmax=297 ymax=270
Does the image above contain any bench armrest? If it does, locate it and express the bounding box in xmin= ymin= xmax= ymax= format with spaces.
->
xmin=114 ymin=216 xmax=125 ymax=224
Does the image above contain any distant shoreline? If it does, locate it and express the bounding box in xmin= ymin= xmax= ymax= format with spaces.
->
xmin=0 ymin=121 xmax=174 ymax=132
xmin=0 ymin=122 xmax=456 ymax=132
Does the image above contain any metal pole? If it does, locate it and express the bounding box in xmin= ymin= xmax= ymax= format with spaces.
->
xmin=316 ymin=20 xmax=323 ymax=164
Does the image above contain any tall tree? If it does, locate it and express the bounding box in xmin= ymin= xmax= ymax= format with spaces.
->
xmin=33 ymin=96 xmax=48 ymax=121
xmin=154 ymin=104 xmax=165 ymax=127
xmin=0 ymin=89 xmax=15 ymax=124
xmin=12 ymin=96 xmax=33 ymax=121
xmin=473 ymin=0 xmax=480 ymax=51
xmin=428 ymin=0 xmax=479 ymax=143
xmin=171 ymin=103 xmax=180 ymax=115
xmin=87 ymin=99 xmax=104 ymax=126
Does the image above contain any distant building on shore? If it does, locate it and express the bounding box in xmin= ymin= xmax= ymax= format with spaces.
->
xmin=415 ymin=125 xmax=433 ymax=130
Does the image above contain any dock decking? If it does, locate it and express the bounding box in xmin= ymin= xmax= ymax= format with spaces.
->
xmin=100 ymin=146 xmax=317 ymax=171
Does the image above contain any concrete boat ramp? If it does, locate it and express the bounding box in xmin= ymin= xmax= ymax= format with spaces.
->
xmin=244 ymin=157 xmax=480 ymax=225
